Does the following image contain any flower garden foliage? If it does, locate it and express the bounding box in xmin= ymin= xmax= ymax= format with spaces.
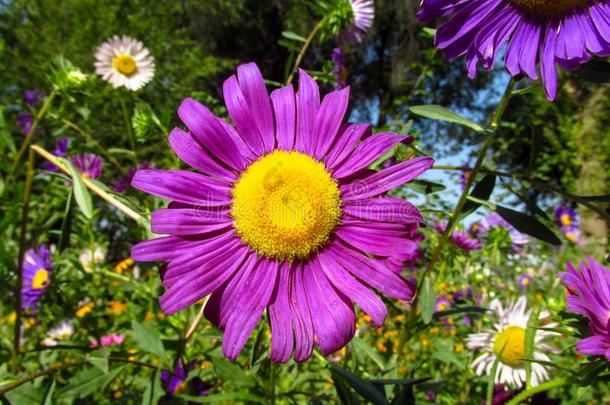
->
xmin=0 ymin=0 xmax=609 ymax=403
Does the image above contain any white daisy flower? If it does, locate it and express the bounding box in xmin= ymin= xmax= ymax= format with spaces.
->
xmin=48 ymin=321 xmax=74 ymax=341
xmin=79 ymin=245 xmax=106 ymax=270
xmin=342 ymin=0 xmax=374 ymax=44
xmin=94 ymin=35 xmax=155 ymax=91
xmin=466 ymin=296 xmax=557 ymax=388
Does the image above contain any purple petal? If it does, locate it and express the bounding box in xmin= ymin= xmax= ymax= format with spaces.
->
xmin=294 ymin=69 xmax=320 ymax=155
xmin=324 ymin=123 xmax=372 ymax=170
xmin=271 ymin=85 xmax=297 ymax=151
xmin=268 ymin=263 xmax=294 ymax=363
xmin=168 ymin=128 xmax=237 ymax=181
xmin=332 ymin=132 xmax=405 ymax=179
xmin=342 ymin=197 xmax=424 ymax=224
xmin=340 ymin=157 xmax=434 ymax=200
xmin=222 ymin=259 xmax=279 ymax=360
xmin=236 ymin=63 xmax=275 ymax=153
xmin=313 ymin=87 xmax=350 ymax=159
xmin=151 ymin=208 xmax=232 ymax=236
xmin=132 ymin=169 xmax=232 ymax=206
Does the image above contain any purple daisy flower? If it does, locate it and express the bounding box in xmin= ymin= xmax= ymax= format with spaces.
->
xmin=43 ymin=137 xmax=71 ymax=172
xmin=331 ymin=47 xmax=347 ymax=89
xmin=21 ymin=245 xmax=53 ymax=313
xmin=71 ymin=153 xmax=103 ymax=179
xmin=161 ymin=360 xmax=210 ymax=397
xmin=112 ymin=162 xmax=155 ymax=193
xmin=435 ymin=295 xmax=452 ymax=313
xmin=434 ymin=222 xmax=482 ymax=251
xmin=417 ymin=0 xmax=610 ymax=100
xmin=555 ymin=204 xmax=581 ymax=243
xmin=23 ymin=90 xmax=44 ymax=106
xmin=517 ymin=274 xmax=532 ymax=288
xmin=17 ymin=112 xmax=34 ymax=135
xmin=480 ymin=213 xmax=529 ymax=249
xmin=131 ymin=62 xmax=434 ymax=362
xmin=562 ymin=258 xmax=610 ymax=361
xmin=342 ymin=0 xmax=375 ymax=43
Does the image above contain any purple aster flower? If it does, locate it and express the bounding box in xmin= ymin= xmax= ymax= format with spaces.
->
xmin=342 ymin=0 xmax=375 ymax=44
xmin=331 ymin=47 xmax=347 ymax=89
xmin=21 ymin=245 xmax=53 ymax=313
xmin=480 ymin=213 xmax=529 ymax=249
xmin=417 ymin=0 xmax=610 ymax=100
xmin=434 ymin=222 xmax=482 ymax=251
xmin=43 ymin=137 xmax=71 ymax=172
xmin=160 ymin=360 xmax=210 ymax=397
xmin=71 ymin=153 xmax=103 ymax=179
xmin=17 ymin=112 xmax=34 ymax=135
xmin=23 ymin=90 xmax=45 ymax=106
xmin=554 ymin=204 xmax=581 ymax=243
xmin=517 ymin=274 xmax=532 ymax=288
xmin=435 ymin=296 xmax=452 ymax=313
xmin=562 ymin=257 xmax=610 ymax=361
xmin=131 ymin=63 xmax=434 ymax=362
xmin=112 ymin=162 xmax=155 ymax=193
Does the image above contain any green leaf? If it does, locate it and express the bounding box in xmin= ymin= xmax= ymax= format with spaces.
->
xmin=579 ymin=194 xmax=610 ymax=203
xmin=42 ymin=377 xmax=56 ymax=405
xmin=329 ymin=363 xmax=389 ymax=405
xmin=573 ymin=59 xmax=610 ymax=83
xmin=495 ymin=205 xmax=561 ymax=246
xmin=212 ymin=354 xmax=255 ymax=388
xmin=486 ymin=356 xmax=501 ymax=405
xmin=406 ymin=179 xmax=446 ymax=194
xmin=58 ymin=188 xmax=74 ymax=252
xmin=409 ymin=105 xmax=485 ymax=133
xmin=141 ymin=368 xmax=164 ymax=405
xmin=88 ymin=348 xmax=110 ymax=373
xmin=462 ymin=174 xmax=496 ymax=217
xmin=5 ymin=382 xmax=44 ymax=405
xmin=58 ymin=366 xmax=124 ymax=398
xmin=420 ymin=277 xmax=436 ymax=324
xmin=431 ymin=339 xmax=464 ymax=370
xmin=525 ymin=308 xmax=540 ymax=389
xmin=130 ymin=320 xmax=166 ymax=359
xmin=59 ymin=157 xmax=93 ymax=219
xmin=352 ymin=337 xmax=386 ymax=369
xmin=281 ymin=31 xmax=306 ymax=42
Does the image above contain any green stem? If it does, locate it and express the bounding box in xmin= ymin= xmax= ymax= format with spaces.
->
xmin=11 ymin=148 xmax=36 ymax=374
xmin=431 ymin=166 xmax=610 ymax=223
xmin=7 ymin=91 xmax=56 ymax=185
xmin=285 ymin=18 xmax=326 ymax=85
xmin=505 ymin=377 xmax=569 ymax=405
xmin=119 ymin=96 xmax=138 ymax=164
xmin=61 ymin=118 xmax=122 ymax=169
xmin=424 ymin=78 xmax=515 ymax=278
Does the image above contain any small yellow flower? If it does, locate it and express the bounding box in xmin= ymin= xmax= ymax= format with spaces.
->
xmin=76 ymin=302 xmax=94 ymax=318
xmin=420 ymin=336 xmax=431 ymax=348
xmin=109 ymin=301 xmax=126 ymax=315
xmin=393 ymin=314 xmax=406 ymax=322
xmin=145 ymin=312 xmax=155 ymax=321
xmin=376 ymin=341 xmax=387 ymax=353
xmin=430 ymin=327 xmax=440 ymax=335
xmin=455 ymin=342 xmax=464 ymax=353
xmin=113 ymin=391 xmax=123 ymax=400
xmin=535 ymin=293 xmax=544 ymax=303
xmin=114 ymin=258 xmax=134 ymax=274
xmin=7 ymin=311 xmax=16 ymax=323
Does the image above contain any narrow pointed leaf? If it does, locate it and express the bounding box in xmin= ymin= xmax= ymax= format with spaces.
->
xmin=409 ymin=105 xmax=485 ymax=133
xmin=495 ymin=205 xmax=561 ymax=246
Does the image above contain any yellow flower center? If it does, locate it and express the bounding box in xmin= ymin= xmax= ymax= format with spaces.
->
xmin=113 ymin=54 xmax=138 ymax=76
xmin=560 ymin=214 xmax=572 ymax=226
xmin=231 ymin=150 xmax=341 ymax=261
xmin=566 ymin=233 xmax=578 ymax=243
xmin=493 ymin=326 xmax=526 ymax=367
xmin=32 ymin=269 xmax=49 ymax=289
xmin=509 ymin=0 xmax=591 ymax=17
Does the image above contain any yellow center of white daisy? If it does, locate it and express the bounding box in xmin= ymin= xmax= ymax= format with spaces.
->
xmin=493 ymin=326 xmax=526 ymax=367
xmin=509 ymin=0 xmax=591 ymax=17
xmin=231 ymin=150 xmax=341 ymax=261
xmin=113 ymin=54 xmax=137 ymax=76
xmin=31 ymin=269 xmax=49 ymax=289
xmin=560 ymin=214 xmax=572 ymax=226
